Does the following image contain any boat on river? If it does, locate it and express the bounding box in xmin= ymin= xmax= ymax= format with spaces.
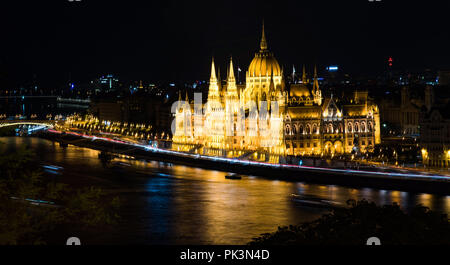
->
xmin=290 ymin=194 xmax=343 ymax=209
xmin=225 ymin=173 xmax=242 ymax=180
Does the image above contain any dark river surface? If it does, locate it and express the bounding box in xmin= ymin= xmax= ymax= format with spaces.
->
xmin=1 ymin=137 xmax=449 ymax=245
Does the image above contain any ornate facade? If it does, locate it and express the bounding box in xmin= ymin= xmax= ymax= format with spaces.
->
xmin=173 ymin=24 xmax=381 ymax=160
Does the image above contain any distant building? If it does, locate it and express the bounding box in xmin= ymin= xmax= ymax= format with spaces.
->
xmin=379 ymin=85 xmax=434 ymax=136
xmin=89 ymin=95 xmax=172 ymax=134
xmin=391 ymin=69 xmax=439 ymax=86
xmin=90 ymin=100 xmax=124 ymax=122
xmin=419 ymin=102 xmax=450 ymax=168
xmin=92 ymin=74 xmax=120 ymax=93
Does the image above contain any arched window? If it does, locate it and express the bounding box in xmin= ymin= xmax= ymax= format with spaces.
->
xmin=328 ymin=123 xmax=333 ymax=133
xmin=285 ymin=125 xmax=291 ymax=135
xmin=306 ymin=124 xmax=311 ymax=134
xmin=355 ymin=122 xmax=360 ymax=132
xmin=293 ymin=125 xmax=298 ymax=135
xmin=313 ymin=124 xmax=318 ymax=134
xmin=361 ymin=122 xmax=366 ymax=132
xmin=299 ymin=125 xmax=304 ymax=134
xmin=368 ymin=122 xmax=373 ymax=132
xmin=348 ymin=122 xmax=353 ymax=133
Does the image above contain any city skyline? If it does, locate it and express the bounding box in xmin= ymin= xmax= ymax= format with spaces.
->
xmin=1 ymin=1 xmax=449 ymax=88
xmin=0 ymin=0 xmax=449 ymax=250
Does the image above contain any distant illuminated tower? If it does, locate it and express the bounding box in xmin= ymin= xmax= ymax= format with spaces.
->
xmin=312 ymin=65 xmax=322 ymax=105
xmin=387 ymin=56 xmax=393 ymax=80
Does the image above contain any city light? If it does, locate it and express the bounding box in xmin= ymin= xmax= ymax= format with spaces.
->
xmin=326 ymin=65 xmax=338 ymax=71
xmin=1 ymin=1 xmax=449 ymax=250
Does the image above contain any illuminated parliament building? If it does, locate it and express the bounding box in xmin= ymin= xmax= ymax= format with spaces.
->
xmin=173 ymin=24 xmax=381 ymax=161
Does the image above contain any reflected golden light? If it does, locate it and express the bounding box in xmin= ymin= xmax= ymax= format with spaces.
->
xmin=418 ymin=193 xmax=432 ymax=208
xmin=445 ymin=196 xmax=450 ymax=214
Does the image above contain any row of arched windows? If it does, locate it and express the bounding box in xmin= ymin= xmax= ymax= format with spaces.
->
xmin=286 ymin=121 xmax=375 ymax=135
xmin=285 ymin=123 xmax=319 ymax=135
xmin=324 ymin=123 xmax=344 ymax=134
xmin=347 ymin=121 xmax=374 ymax=133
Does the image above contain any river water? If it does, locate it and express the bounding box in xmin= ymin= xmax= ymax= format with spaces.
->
xmin=1 ymin=137 xmax=449 ymax=245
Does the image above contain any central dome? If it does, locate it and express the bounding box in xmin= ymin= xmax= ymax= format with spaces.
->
xmin=248 ymin=51 xmax=281 ymax=77
xmin=247 ymin=23 xmax=281 ymax=77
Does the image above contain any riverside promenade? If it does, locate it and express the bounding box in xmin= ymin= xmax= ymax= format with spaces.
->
xmin=41 ymin=129 xmax=450 ymax=195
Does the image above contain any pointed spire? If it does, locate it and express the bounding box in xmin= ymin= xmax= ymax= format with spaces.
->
xmin=313 ymin=65 xmax=319 ymax=92
xmin=210 ymin=57 xmax=217 ymax=82
xmin=312 ymin=64 xmax=322 ymax=105
xmin=177 ymin=90 xmax=182 ymax=109
xmin=207 ymin=57 xmax=220 ymax=102
xmin=260 ymin=20 xmax=268 ymax=51
xmin=226 ymin=56 xmax=238 ymax=102
xmin=228 ymin=56 xmax=235 ymax=82
xmin=185 ymin=90 xmax=189 ymax=102
xmin=302 ymin=64 xmax=307 ymax=83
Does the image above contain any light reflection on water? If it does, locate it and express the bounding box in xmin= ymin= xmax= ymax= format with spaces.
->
xmin=1 ymin=137 xmax=449 ymax=245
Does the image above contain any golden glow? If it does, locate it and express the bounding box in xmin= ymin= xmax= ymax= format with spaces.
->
xmin=173 ymin=23 xmax=380 ymax=159
xmin=247 ymin=22 xmax=281 ymax=78
xmin=247 ymin=54 xmax=281 ymax=77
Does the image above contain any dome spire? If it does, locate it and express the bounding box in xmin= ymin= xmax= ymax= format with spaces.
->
xmin=260 ymin=20 xmax=268 ymax=51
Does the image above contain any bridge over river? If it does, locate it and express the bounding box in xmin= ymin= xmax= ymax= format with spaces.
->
xmin=0 ymin=120 xmax=59 ymax=134
xmin=0 ymin=120 xmax=57 ymax=128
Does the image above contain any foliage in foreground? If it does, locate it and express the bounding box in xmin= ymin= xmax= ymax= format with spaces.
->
xmin=250 ymin=199 xmax=450 ymax=245
xmin=0 ymin=145 xmax=120 ymax=245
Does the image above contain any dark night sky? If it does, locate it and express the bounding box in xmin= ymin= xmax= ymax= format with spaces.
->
xmin=0 ymin=0 xmax=449 ymax=87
